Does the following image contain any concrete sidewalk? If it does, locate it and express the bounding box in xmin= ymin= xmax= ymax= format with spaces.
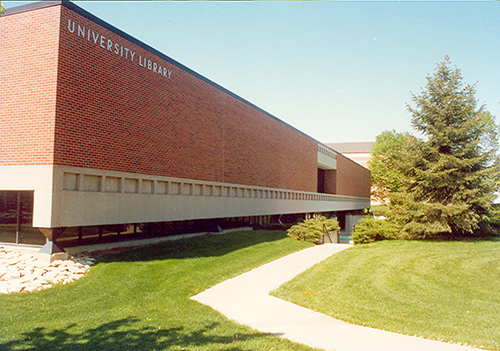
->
xmin=191 ymin=244 xmax=479 ymax=351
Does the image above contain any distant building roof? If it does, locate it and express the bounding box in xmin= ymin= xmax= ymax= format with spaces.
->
xmin=326 ymin=142 xmax=374 ymax=154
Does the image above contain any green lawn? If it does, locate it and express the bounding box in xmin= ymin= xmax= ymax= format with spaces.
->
xmin=273 ymin=239 xmax=500 ymax=351
xmin=0 ymin=230 xmax=316 ymax=351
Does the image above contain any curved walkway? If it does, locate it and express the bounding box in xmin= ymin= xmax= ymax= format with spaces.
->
xmin=191 ymin=244 xmax=479 ymax=351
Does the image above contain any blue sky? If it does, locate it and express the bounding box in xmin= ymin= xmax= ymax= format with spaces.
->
xmin=5 ymin=1 xmax=500 ymax=144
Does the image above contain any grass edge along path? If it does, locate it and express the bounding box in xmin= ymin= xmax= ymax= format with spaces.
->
xmin=0 ymin=230 xmax=319 ymax=351
xmin=272 ymin=239 xmax=500 ymax=351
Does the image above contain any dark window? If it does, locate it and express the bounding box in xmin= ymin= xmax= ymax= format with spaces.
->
xmin=317 ymin=169 xmax=326 ymax=193
xmin=0 ymin=191 xmax=45 ymax=245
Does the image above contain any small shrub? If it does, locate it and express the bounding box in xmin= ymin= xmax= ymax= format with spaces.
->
xmin=287 ymin=216 xmax=340 ymax=243
xmin=370 ymin=205 xmax=390 ymax=217
xmin=352 ymin=216 xmax=400 ymax=244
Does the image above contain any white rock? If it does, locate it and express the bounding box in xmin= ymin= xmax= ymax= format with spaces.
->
xmin=0 ymin=281 xmax=9 ymax=294
xmin=24 ymin=285 xmax=40 ymax=292
xmin=32 ymin=268 xmax=46 ymax=276
xmin=6 ymin=280 xmax=24 ymax=293
xmin=3 ymin=271 xmax=21 ymax=280
xmin=0 ymin=249 xmax=93 ymax=293
xmin=41 ymin=271 xmax=59 ymax=282
xmin=7 ymin=259 xmax=22 ymax=266
xmin=19 ymin=274 xmax=36 ymax=284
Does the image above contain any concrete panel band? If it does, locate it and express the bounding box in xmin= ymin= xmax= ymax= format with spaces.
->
xmin=0 ymin=165 xmax=370 ymax=228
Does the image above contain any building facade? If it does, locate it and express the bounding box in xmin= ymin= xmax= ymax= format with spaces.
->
xmin=0 ymin=1 xmax=370 ymax=248
xmin=326 ymin=142 xmax=374 ymax=169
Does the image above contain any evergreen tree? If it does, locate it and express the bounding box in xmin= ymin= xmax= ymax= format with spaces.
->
xmin=391 ymin=56 xmax=500 ymax=239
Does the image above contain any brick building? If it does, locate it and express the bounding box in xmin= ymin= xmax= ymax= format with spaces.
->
xmin=0 ymin=1 xmax=370 ymax=250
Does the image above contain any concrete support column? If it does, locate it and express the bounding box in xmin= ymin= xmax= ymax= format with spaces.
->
xmin=38 ymin=227 xmax=67 ymax=242
xmin=36 ymin=227 xmax=69 ymax=263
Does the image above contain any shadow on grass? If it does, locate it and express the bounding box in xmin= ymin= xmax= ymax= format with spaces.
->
xmin=95 ymin=230 xmax=291 ymax=263
xmin=0 ymin=317 xmax=261 ymax=351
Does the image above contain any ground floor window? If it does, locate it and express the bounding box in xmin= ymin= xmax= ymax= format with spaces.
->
xmin=0 ymin=191 xmax=46 ymax=245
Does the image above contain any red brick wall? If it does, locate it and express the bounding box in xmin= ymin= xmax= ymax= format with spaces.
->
xmin=324 ymin=170 xmax=337 ymax=195
xmin=0 ymin=6 xmax=61 ymax=165
xmin=335 ymin=154 xmax=371 ymax=198
xmin=2 ymin=4 xmax=372 ymax=198
xmin=53 ymin=6 xmax=318 ymax=192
